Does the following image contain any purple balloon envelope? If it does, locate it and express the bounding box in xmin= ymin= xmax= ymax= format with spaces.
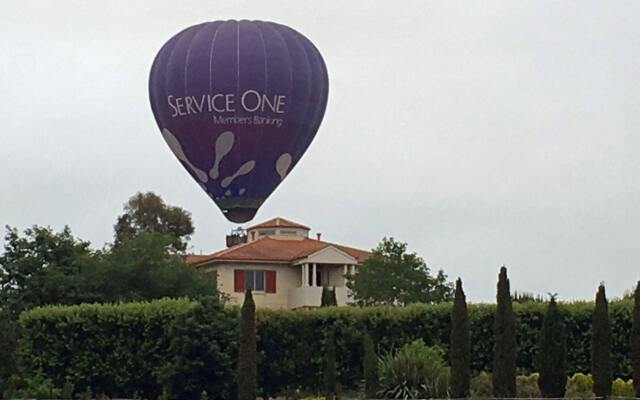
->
xmin=149 ymin=20 xmax=329 ymax=223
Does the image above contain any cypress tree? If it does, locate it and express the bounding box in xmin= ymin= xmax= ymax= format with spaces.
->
xmin=591 ymin=283 xmax=612 ymax=399
xmin=324 ymin=329 xmax=338 ymax=400
xmin=321 ymin=286 xmax=331 ymax=307
xmin=321 ymin=287 xmax=338 ymax=307
xmin=450 ymin=278 xmax=470 ymax=398
xmin=536 ymin=295 xmax=567 ymax=398
xmin=493 ymin=266 xmax=516 ymax=397
xmin=362 ymin=332 xmax=378 ymax=398
xmin=631 ymin=281 xmax=640 ymax=397
xmin=238 ymin=289 xmax=257 ymax=400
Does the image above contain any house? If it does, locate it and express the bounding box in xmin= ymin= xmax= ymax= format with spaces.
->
xmin=187 ymin=217 xmax=370 ymax=309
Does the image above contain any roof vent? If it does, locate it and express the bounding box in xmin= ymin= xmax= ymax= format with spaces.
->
xmin=316 ymin=233 xmax=322 ymax=240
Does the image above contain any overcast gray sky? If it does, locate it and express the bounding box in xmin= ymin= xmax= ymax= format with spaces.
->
xmin=1 ymin=1 xmax=639 ymax=302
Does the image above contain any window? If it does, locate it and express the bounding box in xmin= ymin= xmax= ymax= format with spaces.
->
xmin=244 ymin=270 xmax=265 ymax=291
xmin=279 ymin=230 xmax=298 ymax=235
xmin=234 ymin=269 xmax=276 ymax=293
xmin=258 ymin=229 xmax=276 ymax=236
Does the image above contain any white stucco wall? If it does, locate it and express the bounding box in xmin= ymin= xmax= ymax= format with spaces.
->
xmin=203 ymin=262 xmax=300 ymax=309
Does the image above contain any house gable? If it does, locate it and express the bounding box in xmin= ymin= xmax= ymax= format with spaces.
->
xmin=296 ymin=245 xmax=357 ymax=265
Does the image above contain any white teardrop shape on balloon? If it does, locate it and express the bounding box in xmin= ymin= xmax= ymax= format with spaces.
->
xmin=209 ymin=131 xmax=235 ymax=179
xmin=161 ymin=128 xmax=208 ymax=183
xmin=275 ymin=153 xmax=292 ymax=180
xmin=221 ymin=160 xmax=256 ymax=188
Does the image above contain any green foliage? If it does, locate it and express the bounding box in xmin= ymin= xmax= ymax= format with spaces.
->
xmin=516 ymin=373 xmax=541 ymax=398
xmin=346 ymin=237 xmax=453 ymax=306
xmin=14 ymin=298 xmax=637 ymax=399
xmin=513 ymin=291 xmax=545 ymax=303
xmin=94 ymin=231 xmax=217 ymax=302
xmin=565 ymin=373 xmax=594 ymax=399
xmin=470 ymin=371 xmax=492 ymax=398
xmin=114 ymin=191 xmax=194 ymax=253
xmin=633 ymin=281 xmax=640 ymax=397
xmin=0 ymin=225 xmax=93 ymax=317
xmin=611 ymin=377 xmax=634 ymax=397
xmin=323 ymin=329 xmax=338 ymax=400
xmin=17 ymin=298 xmax=198 ymax=399
xmin=493 ymin=266 xmax=516 ymax=397
xmin=3 ymin=371 xmax=62 ymax=399
xmin=378 ymin=339 xmax=449 ymax=399
xmin=321 ymin=286 xmax=337 ymax=307
xmin=238 ymin=290 xmax=257 ymax=400
xmin=592 ymin=284 xmax=612 ymax=397
xmin=450 ymin=278 xmax=470 ymax=398
xmin=536 ymin=295 xmax=567 ymax=398
xmin=158 ymin=297 xmax=238 ymax=399
xmin=362 ymin=332 xmax=379 ymax=398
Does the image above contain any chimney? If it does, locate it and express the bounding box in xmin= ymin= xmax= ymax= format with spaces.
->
xmin=316 ymin=233 xmax=322 ymax=240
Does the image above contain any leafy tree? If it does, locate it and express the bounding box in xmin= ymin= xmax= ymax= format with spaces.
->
xmin=536 ymin=295 xmax=567 ymax=398
xmin=321 ymin=286 xmax=337 ymax=307
xmin=346 ymin=237 xmax=452 ymax=306
xmin=633 ymin=281 xmax=640 ymax=397
xmin=324 ymin=329 xmax=338 ymax=400
xmin=238 ymin=290 xmax=257 ymax=400
xmin=450 ymin=278 xmax=470 ymax=398
xmin=0 ymin=225 xmax=93 ymax=317
xmin=592 ymin=284 xmax=611 ymax=398
xmin=94 ymin=231 xmax=216 ymax=302
xmin=362 ymin=332 xmax=378 ymax=398
xmin=114 ymin=192 xmax=194 ymax=253
xmin=493 ymin=266 xmax=516 ymax=397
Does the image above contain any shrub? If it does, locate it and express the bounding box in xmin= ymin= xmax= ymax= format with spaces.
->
xmin=632 ymin=280 xmax=640 ymax=397
xmin=565 ymin=373 xmax=594 ymax=399
xmin=3 ymin=371 xmax=62 ymax=400
xmin=493 ymin=266 xmax=516 ymax=397
xmin=238 ymin=290 xmax=257 ymax=400
xmin=592 ymin=284 xmax=612 ymax=398
xmin=15 ymin=298 xmax=636 ymax=398
xmin=324 ymin=329 xmax=338 ymax=400
xmin=378 ymin=339 xmax=449 ymax=399
xmin=470 ymin=371 xmax=492 ymax=398
xmin=158 ymin=297 xmax=238 ymax=399
xmin=611 ymin=377 xmax=634 ymax=397
xmin=516 ymin=373 xmax=541 ymax=398
xmin=536 ymin=296 xmax=567 ymax=398
xmin=450 ymin=278 xmax=470 ymax=398
xmin=362 ymin=332 xmax=378 ymax=398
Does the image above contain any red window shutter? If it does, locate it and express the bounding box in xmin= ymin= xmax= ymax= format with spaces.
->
xmin=265 ymin=270 xmax=276 ymax=293
xmin=234 ymin=270 xmax=244 ymax=293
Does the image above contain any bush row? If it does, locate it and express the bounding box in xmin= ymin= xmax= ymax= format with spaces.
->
xmin=15 ymin=298 xmax=634 ymax=398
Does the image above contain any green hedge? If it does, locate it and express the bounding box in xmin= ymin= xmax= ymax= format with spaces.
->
xmin=15 ymin=299 xmax=633 ymax=398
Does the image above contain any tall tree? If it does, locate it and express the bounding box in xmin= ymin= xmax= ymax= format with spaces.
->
xmin=591 ymin=283 xmax=612 ymax=398
xmin=324 ymin=329 xmax=338 ymax=400
xmin=450 ymin=278 xmax=470 ymax=398
xmin=237 ymin=290 xmax=257 ymax=400
xmin=633 ymin=281 xmax=640 ymax=398
xmin=346 ymin=237 xmax=453 ymax=306
xmin=493 ymin=266 xmax=516 ymax=397
xmin=362 ymin=332 xmax=378 ymax=398
xmin=536 ymin=295 xmax=567 ymax=398
xmin=0 ymin=225 xmax=92 ymax=317
xmin=321 ymin=286 xmax=338 ymax=307
xmin=114 ymin=192 xmax=194 ymax=253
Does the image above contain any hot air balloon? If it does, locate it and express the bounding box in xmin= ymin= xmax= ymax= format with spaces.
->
xmin=149 ymin=20 xmax=329 ymax=223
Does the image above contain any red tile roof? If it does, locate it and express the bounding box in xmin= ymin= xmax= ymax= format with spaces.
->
xmin=246 ymin=217 xmax=310 ymax=231
xmin=187 ymin=236 xmax=370 ymax=266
